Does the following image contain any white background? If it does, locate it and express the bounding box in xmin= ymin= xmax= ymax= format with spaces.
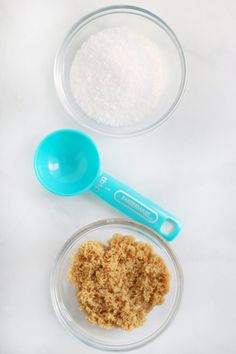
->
xmin=1 ymin=0 xmax=236 ymax=353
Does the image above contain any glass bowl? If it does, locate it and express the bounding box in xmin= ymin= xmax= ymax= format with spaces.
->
xmin=50 ymin=219 xmax=183 ymax=351
xmin=54 ymin=5 xmax=186 ymax=137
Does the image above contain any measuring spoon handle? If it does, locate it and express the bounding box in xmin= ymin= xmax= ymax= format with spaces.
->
xmin=91 ymin=172 xmax=182 ymax=241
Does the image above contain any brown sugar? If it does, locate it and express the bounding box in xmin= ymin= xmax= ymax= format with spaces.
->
xmin=68 ymin=234 xmax=170 ymax=331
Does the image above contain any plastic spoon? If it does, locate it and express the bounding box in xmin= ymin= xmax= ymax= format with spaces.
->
xmin=34 ymin=129 xmax=182 ymax=241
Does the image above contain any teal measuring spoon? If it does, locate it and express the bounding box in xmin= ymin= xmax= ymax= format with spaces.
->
xmin=34 ymin=129 xmax=182 ymax=241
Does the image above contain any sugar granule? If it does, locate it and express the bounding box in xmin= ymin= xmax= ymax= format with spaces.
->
xmin=70 ymin=27 xmax=165 ymax=127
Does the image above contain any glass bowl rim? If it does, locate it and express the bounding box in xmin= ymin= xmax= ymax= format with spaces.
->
xmin=50 ymin=218 xmax=184 ymax=351
xmin=54 ymin=5 xmax=187 ymax=138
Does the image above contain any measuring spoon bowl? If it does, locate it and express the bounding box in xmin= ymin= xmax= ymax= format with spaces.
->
xmin=34 ymin=129 xmax=101 ymax=196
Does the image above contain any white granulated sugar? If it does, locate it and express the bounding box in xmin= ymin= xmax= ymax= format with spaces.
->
xmin=70 ymin=27 xmax=164 ymax=127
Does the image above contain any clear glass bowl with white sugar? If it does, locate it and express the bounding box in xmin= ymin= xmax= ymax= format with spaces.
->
xmin=54 ymin=5 xmax=187 ymax=137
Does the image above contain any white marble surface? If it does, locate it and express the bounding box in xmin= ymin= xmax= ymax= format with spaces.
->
xmin=1 ymin=0 xmax=236 ymax=353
